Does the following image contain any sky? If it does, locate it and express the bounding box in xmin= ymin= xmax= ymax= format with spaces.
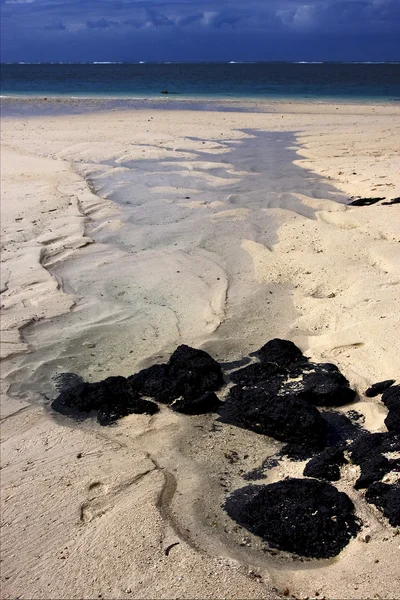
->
xmin=1 ymin=0 xmax=399 ymax=63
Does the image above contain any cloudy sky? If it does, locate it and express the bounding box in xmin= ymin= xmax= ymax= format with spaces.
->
xmin=1 ymin=0 xmax=399 ymax=62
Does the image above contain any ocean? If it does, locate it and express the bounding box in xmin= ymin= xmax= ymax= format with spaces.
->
xmin=1 ymin=62 xmax=400 ymax=102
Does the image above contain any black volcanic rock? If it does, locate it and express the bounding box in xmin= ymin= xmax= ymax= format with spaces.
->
xmin=167 ymin=344 xmax=224 ymax=399
xmin=128 ymin=345 xmax=224 ymax=405
xmin=128 ymin=363 xmax=173 ymax=402
xmin=385 ymin=406 xmax=400 ymax=434
xmin=350 ymin=432 xmax=397 ymax=461
xmin=230 ymin=358 xmax=355 ymax=409
xmin=50 ymin=339 xmax=356 ymax=429
xmin=365 ymin=483 xmax=400 ymax=527
xmin=380 ymin=386 xmax=400 ymax=434
xmin=303 ymin=447 xmax=347 ymax=481
xmin=224 ymin=479 xmax=361 ymax=558
xmin=278 ymin=362 xmax=356 ymax=407
xmin=381 ymin=385 xmax=400 ymax=408
xmin=323 ymin=411 xmax=362 ymax=448
xmin=220 ymin=386 xmax=326 ymax=453
xmin=355 ymin=455 xmax=392 ymax=489
xmin=349 ymin=197 xmax=385 ymax=206
xmin=349 ymin=432 xmax=399 ymax=489
xmin=51 ymin=380 xmax=99 ymax=417
xmin=169 ymin=344 xmax=222 ymax=378
xmin=365 ymin=379 xmax=395 ymax=397
xmin=251 ymin=338 xmax=305 ymax=367
xmin=229 ymin=362 xmax=283 ymax=387
xmin=51 ymin=375 xmax=159 ymax=425
xmin=381 ymin=432 xmax=400 ymax=453
xmin=170 ymin=391 xmax=222 ymax=415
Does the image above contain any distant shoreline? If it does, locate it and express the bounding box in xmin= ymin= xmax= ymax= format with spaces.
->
xmin=2 ymin=93 xmax=399 ymax=103
xmin=2 ymin=95 xmax=400 ymax=120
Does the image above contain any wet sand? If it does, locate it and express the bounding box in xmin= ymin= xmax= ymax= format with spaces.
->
xmin=1 ymin=100 xmax=399 ymax=599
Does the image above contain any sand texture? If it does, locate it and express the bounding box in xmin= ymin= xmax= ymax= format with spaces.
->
xmin=1 ymin=101 xmax=400 ymax=599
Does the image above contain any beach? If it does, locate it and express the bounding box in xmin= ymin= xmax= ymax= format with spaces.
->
xmin=1 ymin=100 xmax=400 ymax=599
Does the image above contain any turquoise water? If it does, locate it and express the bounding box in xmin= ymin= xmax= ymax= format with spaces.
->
xmin=2 ymin=62 xmax=400 ymax=101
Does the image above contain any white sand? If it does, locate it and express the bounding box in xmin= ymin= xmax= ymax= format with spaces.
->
xmin=1 ymin=101 xmax=399 ymax=599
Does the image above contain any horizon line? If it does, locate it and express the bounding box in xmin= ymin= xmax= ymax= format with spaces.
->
xmin=2 ymin=60 xmax=400 ymax=65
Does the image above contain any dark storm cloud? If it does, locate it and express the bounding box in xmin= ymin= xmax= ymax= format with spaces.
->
xmin=1 ymin=0 xmax=399 ymax=61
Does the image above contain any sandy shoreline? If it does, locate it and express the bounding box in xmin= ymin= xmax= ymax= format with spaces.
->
xmin=2 ymin=95 xmax=400 ymax=120
xmin=1 ymin=100 xmax=399 ymax=599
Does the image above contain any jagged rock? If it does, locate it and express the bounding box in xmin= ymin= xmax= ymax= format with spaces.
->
xmin=51 ymin=375 xmax=159 ymax=425
xmin=303 ymin=447 xmax=347 ymax=481
xmin=349 ymin=197 xmax=385 ymax=206
xmin=284 ymin=362 xmax=356 ymax=407
xmin=365 ymin=379 xmax=395 ymax=397
xmin=220 ymin=386 xmax=326 ymax=454
xmin=128 ymin=345 xmax=224 ymax=405
xmin=349 ymin=432 xmax=399 ymax=489
xmin=128 ymin=364 xmax=173 ymax=401
xmin=229 ymin=362 xmax=283 ymax=387
xmin=170 ymin=391 xmax=222 ymax=415
xmin=169 ymin=344 xmax=220 ymax=372
xmin=381 ymin=385 xmax=400 ymax=408
xmin=365 ymin=483 xmax=400 ymax=527
xmin=355 ymin=454 xmax=391 ymax=489
xmin=251 ymin=338 xmax=305 ymax=367
xmin=385 ymin=407 xmax=400 ymax=434
xmin=230 ymin=358 xmax=355 ymax=408
xmin=224 ymin=479 xmax=361 ymax=558
xmin=379 ymin=386 xmax=400 ymax=434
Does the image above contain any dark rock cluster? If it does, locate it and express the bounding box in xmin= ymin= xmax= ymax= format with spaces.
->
xmin=221 ymin=338 xmax=356 ymax=458
xmin=128 ymin=344 xmax=224 ymax=411
xmin=220 ymin=345 xmax=399 ymax=553
xmin=51 ymin=375 xmax=159 ymax=425
xmin=221 ymin=385 xmax=326 ymax=458
xmin=50 ymin=337 xmax=399 ymax=558
xmin=52 ymin=344 xmax=224 ymax=424
xmin=224 ymin=479 xmax=362 ymax=559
